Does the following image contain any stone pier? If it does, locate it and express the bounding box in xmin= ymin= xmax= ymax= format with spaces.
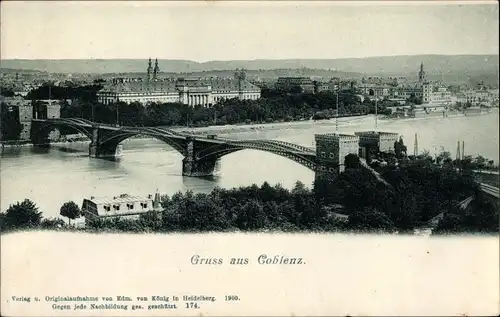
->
xmin=181 ymin=137 xmax=217 ymax=176
xmin=89 ymin=143 xmax=123 ymax=159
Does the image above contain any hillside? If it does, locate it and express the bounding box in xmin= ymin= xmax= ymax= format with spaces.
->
xmin=104 ymin=69 xmax=364 ymax=80
xmin=1 ymin=55 xmax=498 ymax=77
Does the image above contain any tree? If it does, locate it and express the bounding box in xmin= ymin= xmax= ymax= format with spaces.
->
xmin=394 ymin=137 xmax=407 ymax=158
xmin=41 ymin=218 xmax=66 ymax=229
xmin=289 ymin=85 xmax=303 ymax=94
xmin=0 ymin=212 xmax=6 ymax=231
xmin=59 ymin=201 xmax=81 ymax=225
xmin=433 ymin=212 xmax=464 ymax=234
xmin=407 ymin=93 xmax=422 ymax=105
xmin=344 ymin=153 xmax=361 ymax=169
xmin=0 ymin=87 xmax=16 ymax=97
xmin=437 ymin=151 xmax=452 ymax=165
xmin=236 ymin=200 xmax=267 ymax=230
xmin=3 ymin=199 xmax=43 ymax=230
xmin=487 ymin=160 xmax=495 ymax=169
xmin=347 ymin=207 xmax=396 ymax=232
xmin=1 ymin=103 xmax=23 ymax=141
xmin=474 ymin=155 xmax=487 ymax=170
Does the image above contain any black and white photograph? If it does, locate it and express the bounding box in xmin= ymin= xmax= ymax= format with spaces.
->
xmin=1 ymin=1 xmax=498 ymax=316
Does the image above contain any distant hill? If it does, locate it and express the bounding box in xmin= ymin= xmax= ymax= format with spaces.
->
xmin=1 ymin=54 xmax=498 ymax=83
xmin=0 ymin=67 xmax=46 ymax=74
xmin=103 ymin=69 xmax=364 ymax=80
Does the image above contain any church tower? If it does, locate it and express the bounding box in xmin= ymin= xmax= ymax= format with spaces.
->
xmin=147 ymin=58 xmax=153 ymax=82
xmin=418 ymin=62 xmax=426 ymax=83
xmin=153 ymin=58 xmax=160 ymax=81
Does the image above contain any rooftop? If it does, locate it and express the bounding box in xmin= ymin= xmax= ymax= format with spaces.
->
xmin=315 ymin=133 xmax=359 ymax=139
xmin=87 ymin=194 xmax=153 ymax=205
xmin=354 ymin=131 xmax=399 ymax=136
xmin=99 ymin=78 xmax=260 ymax=94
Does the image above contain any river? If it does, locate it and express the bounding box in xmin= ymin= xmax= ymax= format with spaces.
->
xmin=1 ymin=111 xmax=498 ymax=218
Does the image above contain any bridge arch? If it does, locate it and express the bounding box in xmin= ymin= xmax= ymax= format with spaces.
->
xmin=31 ymin=120 xmax=93 ymax=142
xmin=196 ymin=141 xmax=316 ymax=171
xmin=98 ymin=130 xmax=187 ymax=157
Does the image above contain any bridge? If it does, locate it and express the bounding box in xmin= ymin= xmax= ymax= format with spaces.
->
xmin=31 ymin=118 xmax=317 ymax=177
xmin=29 ymin=118 xmax=500 ymax=201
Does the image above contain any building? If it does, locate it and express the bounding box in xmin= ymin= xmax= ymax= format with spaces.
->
xmin=313 ymin=81 xmax=330 ymax=93
xmin=329 ymin=78 xmax=358 ymax=92
xmin=392 ymin=84 xmax=424 ymax=100
xmin=358 ymin=84 xmax=392 ymax=98
xmin=276 ymin=77 xmax=315 ymax=93
xmin=354 ymin=131 xmax=398 ymax=161
xmin=457 ymin=89 xmax=496 ymax=106
xmin=421 ymin=82 xmax=452 ymax=105
xmin=81 ymin=193 xmax=162 ymax=223
xmin=0 ymin=97 xmax=61 ymax=140
xmin=404 ymin=80 xmax=453 ymax=118
xmin=429 ymin=86 xmax=452 ymax=105
xmin=97 ymin=60 xmax=261 ymax=106
xmin=315 ymin=133 xmax=360 ymax=183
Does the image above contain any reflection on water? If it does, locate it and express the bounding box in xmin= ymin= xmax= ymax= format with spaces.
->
xmin=1 ymin=113 xmax=498 ymax=218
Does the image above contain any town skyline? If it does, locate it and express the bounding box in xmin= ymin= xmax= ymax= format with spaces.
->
xmin=1 ymin=1 xmax=498 ymax=61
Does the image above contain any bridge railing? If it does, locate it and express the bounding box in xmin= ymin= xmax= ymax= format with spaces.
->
xmin=226 ymin=140 xmax=316 ymax=160
xmin=260 ymin=140 xmax=315 ymax=153
xmin=215 ymin=139 xmax=315 ymax=154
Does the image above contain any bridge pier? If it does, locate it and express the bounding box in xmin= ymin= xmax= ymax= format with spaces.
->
xmin=182 ymin=157 xmax=217 ymax=177
xmin=32 ymin=137 xmax=51 ymax=148
xmin=31 ymin=127 xmax=51 ymax=147
xmin=89 ymin=143 xmax=123 ymax=160
xmin=180 ymin=137 xmax=216 ymax=177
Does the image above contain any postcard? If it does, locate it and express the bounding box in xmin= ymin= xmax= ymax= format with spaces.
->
xmin=1 ymin=1 xmax=499 ymax=316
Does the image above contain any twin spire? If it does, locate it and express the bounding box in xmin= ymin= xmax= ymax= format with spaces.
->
xmin=147 ymin=58 xmax=160 ymax=81
xmin=418 ymin=61 xmax=426 ymax=83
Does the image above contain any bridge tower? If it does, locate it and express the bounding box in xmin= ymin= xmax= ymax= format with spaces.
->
xmin=314 ymin=133 xmax=360 ymax=183
xmin=46 ymin=102 xmax=61 ymax=119
xmin=355 ymin=131 xmax=398 ymax=161
xmin=18 ymin=101 xmax=34 ymax=140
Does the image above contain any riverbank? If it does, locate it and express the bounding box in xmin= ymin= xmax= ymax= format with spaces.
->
xmin=381 ymin=107 xmax=498 ymax=121
xmin=0 ymin=108 xmax=497 ymax=149
xmin=172 ymin=115 xmax=372 ymax=135
xmin=1 ymin=140 xmax=90 ymax=150
xmin=160 ymin=108 xmax=498 ymax=135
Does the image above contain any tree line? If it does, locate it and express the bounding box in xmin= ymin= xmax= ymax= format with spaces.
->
xmin=1 ymin=156 xmax=497 ymax=235
xmin=1 ymin=83 xmax=418 ymax=140
xmin=28 ymin=84 xmax=393 ymax=127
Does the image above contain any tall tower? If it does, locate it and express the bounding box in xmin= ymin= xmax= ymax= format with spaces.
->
xmin=147 ymin=58 xmax=153 ymax=82
xmin=315 ymin=133 xmax=360 ymax=182
xmin=234 ymin=68 xmax=246 ymax=100
xmin=418 ymin=62 xmax=426 ymax=83
xmin=153 ymin=58 xmax=160 ymax=81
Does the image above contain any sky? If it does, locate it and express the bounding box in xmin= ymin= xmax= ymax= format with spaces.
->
xmin=1 ymin=1 xmax=498 ymax=61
